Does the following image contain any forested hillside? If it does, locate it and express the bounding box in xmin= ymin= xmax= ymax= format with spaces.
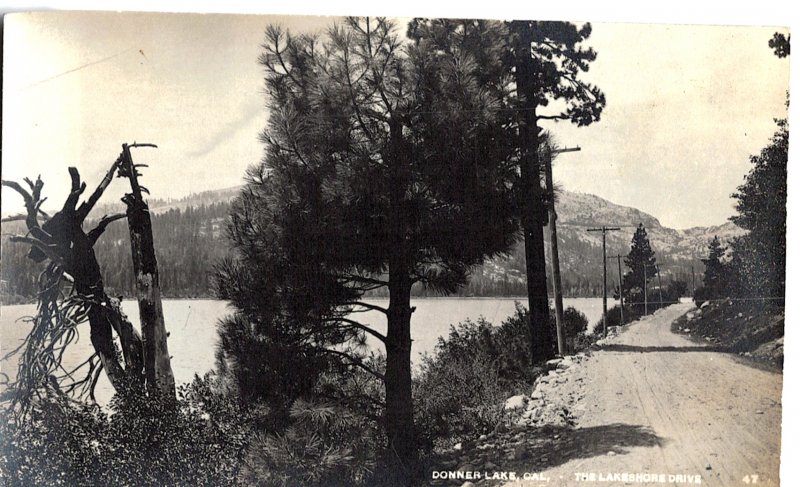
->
xmin=1 ymin=189 xmax=745 ymax=302
xmin=1 ymin=202 xmax=231 ymax=302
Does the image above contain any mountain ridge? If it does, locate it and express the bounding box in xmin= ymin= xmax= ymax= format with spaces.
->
xmin=1 ymin=185 xmax=745 ymax=300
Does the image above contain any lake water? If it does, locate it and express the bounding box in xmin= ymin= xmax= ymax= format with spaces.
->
xmin=1 ymin=297 xmax=604 ymax=404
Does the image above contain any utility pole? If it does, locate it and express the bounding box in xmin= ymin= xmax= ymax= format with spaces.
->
xmin=545 ymin=145 xmax=580 ymax=356
xmin=587 ymin=226 xmax=620 ymax=336
xmin=609 ymin=254 xmax=625 ymax=325
xmin=691 ymin=265 xmax=696 ymax=295
xmin=656 ymin=263 xmax=664 ymax=308
xmin=643 ymin=262 xmax=649 ymax=315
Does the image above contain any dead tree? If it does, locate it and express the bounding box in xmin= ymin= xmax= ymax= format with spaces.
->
xmin=2 ymin=144 xmax=175 ymax=406
xmin=3 ymin=161 xmax=144 ymax=401
xmin=118 ymin=143 xmax=175 ymax=399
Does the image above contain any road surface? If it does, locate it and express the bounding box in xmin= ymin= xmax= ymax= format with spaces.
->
xmin=505 ymin=303 xmax=783 ymax=486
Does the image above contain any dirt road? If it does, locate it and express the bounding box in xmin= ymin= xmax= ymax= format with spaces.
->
xmin=505 ymin=303 xmax=783 ymax=487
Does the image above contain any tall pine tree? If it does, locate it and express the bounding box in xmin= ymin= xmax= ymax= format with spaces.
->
xmin=215 ymin=18 xmax=520 ymax=481
xmin=700 ymin=236 xmax=728 ymax=300
xmin=621 ymin=223 xmax=657 ymax=312
xmin=728 ymin=118 xmax=787 ymax=302
xmin=507 ymin=20 xmax=605 ymax=362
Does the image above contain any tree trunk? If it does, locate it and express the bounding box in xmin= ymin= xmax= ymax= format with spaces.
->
xmin=384 ymin=265 xmax=416 ymax=485
xmin=382 ymin=118 xmax=417 ymax=484
xmin=121 ymin=144 xmax=176 ymax=400
xmin=514 ymin=22 xmax=552 ymax=363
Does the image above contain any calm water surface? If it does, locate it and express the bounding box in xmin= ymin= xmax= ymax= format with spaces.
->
xmin=1 ymin=297 xmax=604 ymax=403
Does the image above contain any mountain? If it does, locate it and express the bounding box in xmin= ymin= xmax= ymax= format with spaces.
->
xmin=1 ymin=186 xmax=746 ymax=301
xmin=467 ymin=191 xmax=747 ymax=297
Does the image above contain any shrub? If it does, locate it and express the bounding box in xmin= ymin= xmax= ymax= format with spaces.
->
xmin=550 ymin=306 xmax=589 ymax=353
xmin=0 ymin=374 xmax=251 ymax=487
xmin=414 ymin=318 xmax=513 ymax=446
xmin=238 ymin=398 xmax=381 ymax=487
xmin=693 ymin=285 xmax=710 ymax=307
xmin=413 ymin=304 xmax=590 ymax=446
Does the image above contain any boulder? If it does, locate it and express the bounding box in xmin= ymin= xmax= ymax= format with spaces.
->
xmin=545 ymin=358 xmax=563 ymax=369
xmin=505 ymin=395 xmax=527 ymax=410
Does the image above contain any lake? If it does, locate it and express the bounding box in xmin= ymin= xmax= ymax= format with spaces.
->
xmin=1 ymin=297 xmax=605 ymax=404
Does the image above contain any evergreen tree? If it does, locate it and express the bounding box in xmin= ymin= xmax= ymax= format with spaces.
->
xmin=214 ymin=18 xmax=520 ymax=481
xmin=506 ymin=20 xmax=605 ymax=362
xmin=621 ymin=224 xmax=657 ymax=311
xmin=700 ymin=236 xmax=728 ymax=300
xmin=728 ymin=118 xmax=787 ymax=302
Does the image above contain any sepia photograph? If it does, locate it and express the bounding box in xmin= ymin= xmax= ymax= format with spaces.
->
xmin=0 ymin=3 xmax=794 ymax=486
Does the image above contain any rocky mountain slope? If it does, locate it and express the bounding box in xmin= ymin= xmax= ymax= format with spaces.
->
xmin=471 ymin=191 xmax=746 ymax=297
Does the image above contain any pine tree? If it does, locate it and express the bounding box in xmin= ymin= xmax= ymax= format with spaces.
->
xmin=621 ymin=224 xmax=657 ymax=312
xmin=701 ymin=236 xmax=728 ymax=300
xmin=215 ymin=18 xmax=520 ymax=481
xmin=506 ymin=20 xmax=605 ymax=362
xmin=728 ymin=118 xmax=787 ymax=302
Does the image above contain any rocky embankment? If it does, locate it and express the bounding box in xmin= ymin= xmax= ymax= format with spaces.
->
xmin=428 ymin=350 xmax=598 ymax=486
xmin=675 ymin=300 xmax=784 ymax=367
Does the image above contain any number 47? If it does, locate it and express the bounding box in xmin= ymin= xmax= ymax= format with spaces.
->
xmin=742 ymin=475 xmax=759 ymax=484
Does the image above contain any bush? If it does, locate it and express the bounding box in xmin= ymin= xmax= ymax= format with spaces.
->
xmin=0 ymin=374 xmax=251 ymax=487
xmin=414 ymin=317 xmax=515 ymax=447
xmin=594 ymin=304 xmax=631 ymax=334
xmin=413 ymin=304 xmax=589 ymax=447
xmin=693 ymin=285 xmax=710 ymax=307
xmin=550 ymin=306 xmax=589 ymax=353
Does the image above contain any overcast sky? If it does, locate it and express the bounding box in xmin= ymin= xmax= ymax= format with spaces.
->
xmin=1 ymin=8 xmax=790 ymax=229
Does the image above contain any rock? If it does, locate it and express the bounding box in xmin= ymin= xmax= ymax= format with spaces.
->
xmin=505 ymin=395 xmax=527 ymax=410
xmin=705 ymin=464 xmax=712 ymax=470
xmin=557 ymin=360 xmax=572 ymax=370
xmin=607 ymin=451 xmax=616 ymax=456
xmin=453 ymin=442 xmax=463 ymax=451
xmin=545 ymin=358 xmax=563 ymax=369
xmin=461 ymin=483 xmax=476 ymax=487
xmin=478 ymin=434 xmax=487 ymax=441
xmin=756 ymin=410 xmax=764 ymax=414
xmin=684 ymin=328 xmax=691 ymax=332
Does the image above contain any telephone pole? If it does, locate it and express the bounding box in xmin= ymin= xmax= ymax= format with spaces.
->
xmin=587 ymin=226 xmax=621 ymax=336
xmin=656 ymin=263 xmax=664 ymax=308
xmin=656 ymin=264 xmax=664 ymax=308
xmin=643 ymin=262 xmax=648 ymax=314
xmin=608 ymin=254 xmax=625 ymax=325
xmin=545 ymin=145 xmax=580 ymax=356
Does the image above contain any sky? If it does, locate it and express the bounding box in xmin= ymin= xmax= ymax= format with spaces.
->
xmin=0 ymin=6 xmax=791 ymax=230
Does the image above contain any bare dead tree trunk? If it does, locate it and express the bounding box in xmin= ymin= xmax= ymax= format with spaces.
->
xmin=119 ymin=143 xmax=176 ymax=400
xmin=2 ymin=165 xmax=145 ymax=397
